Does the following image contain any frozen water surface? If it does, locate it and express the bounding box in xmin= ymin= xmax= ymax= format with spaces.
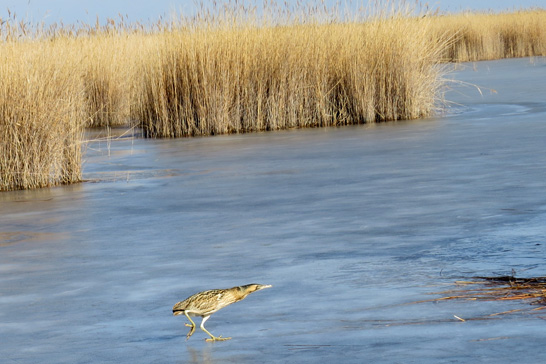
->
xmin=2 ymin=57 xmax=546 ymax=363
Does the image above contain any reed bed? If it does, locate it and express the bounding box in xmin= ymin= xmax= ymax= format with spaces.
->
xmin=1 ymin=3 xmax=546 ymax=190
xmin=433 ymin=9 xmax=546 ymax=62
xmin=0 ymin=39 xmax=84 ymax=191
xmin=81 ymin=35 xmax=132 ymax=128
xmin=134 ymin=13 xmax=449 ymax=137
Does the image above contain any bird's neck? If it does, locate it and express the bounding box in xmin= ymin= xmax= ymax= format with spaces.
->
xmin=232 ymin=288 xmax=251 ymax=301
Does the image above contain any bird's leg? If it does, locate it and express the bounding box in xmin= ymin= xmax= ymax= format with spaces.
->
xmin=183 ymin=312 xmax=196 ymax=340
xmin=200 ymin=315 xmax=231 ymax=342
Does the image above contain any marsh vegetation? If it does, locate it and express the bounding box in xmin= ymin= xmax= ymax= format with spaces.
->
xmin=1 ymin=2 xmax=546 ymax=190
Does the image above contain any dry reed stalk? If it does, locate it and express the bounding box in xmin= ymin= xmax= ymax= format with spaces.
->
xmin=400 ymin=276 xmax=546 ymax=321
xmin=433 ymin=277 xmax=546 ymax=307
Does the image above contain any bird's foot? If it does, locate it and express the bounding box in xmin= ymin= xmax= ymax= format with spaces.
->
xmin=205 ymin=336 xmax=232 ymax=342
xmin=185 ymin=326 xmax=196 ymax=341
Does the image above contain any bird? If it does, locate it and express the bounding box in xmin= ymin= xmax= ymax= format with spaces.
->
xmin=173 ymin=283 xmax=272 ymax=342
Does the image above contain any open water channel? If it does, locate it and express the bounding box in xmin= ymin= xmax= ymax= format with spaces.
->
xmin=1 ymin=57 xmax=546 ymax=363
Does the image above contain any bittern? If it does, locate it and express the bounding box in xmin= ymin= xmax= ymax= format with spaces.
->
xmin=173 ymin=283 xmax=272 ymax=342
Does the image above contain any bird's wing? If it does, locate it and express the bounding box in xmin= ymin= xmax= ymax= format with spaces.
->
xmin=193 ymin=290 xmax=226 ymax=310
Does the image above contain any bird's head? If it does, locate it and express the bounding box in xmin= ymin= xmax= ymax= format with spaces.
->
xmin=172 ymin=301 xmax=186 ymax=316
xmin=239 ymin=283 xmax=272 ymax=294
xmin=172 ymin=309 xmax=184 ymax=316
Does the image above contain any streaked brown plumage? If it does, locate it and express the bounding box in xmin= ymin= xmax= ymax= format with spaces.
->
xmin=173 ymin=283 xmax=272 ymax=341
